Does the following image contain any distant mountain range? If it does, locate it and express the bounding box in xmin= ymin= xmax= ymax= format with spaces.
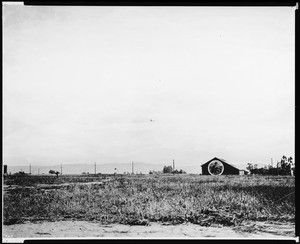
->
xmin=4 ymin=163 xmax=202 ymax=175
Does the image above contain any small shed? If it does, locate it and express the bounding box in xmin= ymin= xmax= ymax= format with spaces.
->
xmin=201 ymin=157 xmax=241 ymax=175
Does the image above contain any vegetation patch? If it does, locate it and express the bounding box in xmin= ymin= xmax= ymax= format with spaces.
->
xmin=3 ymin=175 xmax=295 ymax=227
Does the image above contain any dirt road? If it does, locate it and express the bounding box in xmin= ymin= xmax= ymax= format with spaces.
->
xmin=3 ymin=221 xmax=295 ymax=239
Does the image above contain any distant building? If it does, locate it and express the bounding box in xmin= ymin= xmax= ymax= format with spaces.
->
xmin=201 ymin=157 xmax=243 ymax=175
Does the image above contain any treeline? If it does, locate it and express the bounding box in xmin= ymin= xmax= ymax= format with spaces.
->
xmin=149 ymin=166 xmax=187 ymax=174
xmin=163 ymin=165 xmax=186 ymax=174
xmin=247 ymin=156 xmax=294 ymax=176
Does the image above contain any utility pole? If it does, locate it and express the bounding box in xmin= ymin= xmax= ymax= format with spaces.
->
xmin=38 ymin=168 xmax=40 ymax=175
xmin=94 ymin=162 xmax=96 ymax=175
xmin=29 ymin=164 xmax=31 ymax=175
xmin=61 ymin=163 xmax=63 ymax=175
xmin=271 ymin=158 xmax=273 ymax=167
xmin=132 ymin=161 xmax=134 ymax=174
xmin=173 ymin=159 xmax=175 ymax=170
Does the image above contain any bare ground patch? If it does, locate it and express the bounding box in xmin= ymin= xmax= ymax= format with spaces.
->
xmin=3 ymin=220 xmax=295 ymax=239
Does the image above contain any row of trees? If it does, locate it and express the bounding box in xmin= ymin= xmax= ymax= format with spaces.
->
xmin=246 ymin=156 xmax=294 ymax=175
xmin=149 ymin=170 xmax=162 ymax=174
xmin=162 ymin=166 xmax=186 ymax=174
xmin=149 ymin=166 xmax=187 ymax=174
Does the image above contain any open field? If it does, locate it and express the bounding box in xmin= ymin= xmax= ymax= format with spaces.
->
xmin=3 ymin=174 xmax=295 ymax=238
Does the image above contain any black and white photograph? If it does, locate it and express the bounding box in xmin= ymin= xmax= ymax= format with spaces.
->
xmin=2 ymin=2 xmax=296 ymax=241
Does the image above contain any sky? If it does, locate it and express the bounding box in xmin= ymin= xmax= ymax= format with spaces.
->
xmin=3 ymin=4 xmax=295 ymax=168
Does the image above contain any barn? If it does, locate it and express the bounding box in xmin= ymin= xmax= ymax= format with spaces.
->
xmin=201 ymin=157 xmax=244 ymax=175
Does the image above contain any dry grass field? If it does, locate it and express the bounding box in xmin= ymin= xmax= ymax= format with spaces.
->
xmin=3 ymin=174 xmax=295 ymax=232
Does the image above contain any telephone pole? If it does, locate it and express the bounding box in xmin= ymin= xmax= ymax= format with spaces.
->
xmin=271 ymin=158 xmax=273 ymax=167
xmin=29 ymin=164 xmax=31 ymax=175
xmin=132 ymin=161 xmax=134 ymax=174
xmin=94 ymin=162 xmax=96 ymax=175
xmin=61 ymin=163 xmax=63 ymax=175
xmin=173 ymin=159 xmax=175 ymax=170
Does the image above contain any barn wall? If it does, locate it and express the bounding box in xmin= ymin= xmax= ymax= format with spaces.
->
xmin=222 ymin=162 xmax=239 ymax=175
xmin=202 ymin=165 xmax=210 ymax=175
xmin=201 ymin=160 xmax=240 ymax=175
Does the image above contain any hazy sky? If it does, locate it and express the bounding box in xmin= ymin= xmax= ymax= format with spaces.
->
xmin=3 ymin=4 xmax=295 ymax=168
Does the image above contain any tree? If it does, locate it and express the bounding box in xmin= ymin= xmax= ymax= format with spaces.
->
xmin=14 ymin=171 xmax=27 ymax=177
xmin=288 ymin=157 xmax=294 ymax=175
xmin=49 ymin=170 xmax=60 ymax=177
xmin=288 ymin=157 xmax=293 ymax=168
xmin=280 ymin=155 xmax=292 ymax=175
xmin=163 ymin=166 xmax=173 ymax=173
xmin=246 ymin=163 xmax=253 ymax=172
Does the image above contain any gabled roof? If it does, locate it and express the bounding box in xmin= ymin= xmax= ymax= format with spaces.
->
xmin=201 ymin=157 xmax=240 ymax=170
xmin=201 ymin=157 xmax=223 ymax=166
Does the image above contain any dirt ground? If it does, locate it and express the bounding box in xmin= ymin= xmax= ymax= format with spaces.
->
xmin=3 ymin=220 xmax=295 ymax=240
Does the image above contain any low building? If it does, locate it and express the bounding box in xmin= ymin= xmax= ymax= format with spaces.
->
xmin=201 ymin=157 xmax=243 ymax=175
xmin=239 ymin=170 xmax=247 ymax=175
